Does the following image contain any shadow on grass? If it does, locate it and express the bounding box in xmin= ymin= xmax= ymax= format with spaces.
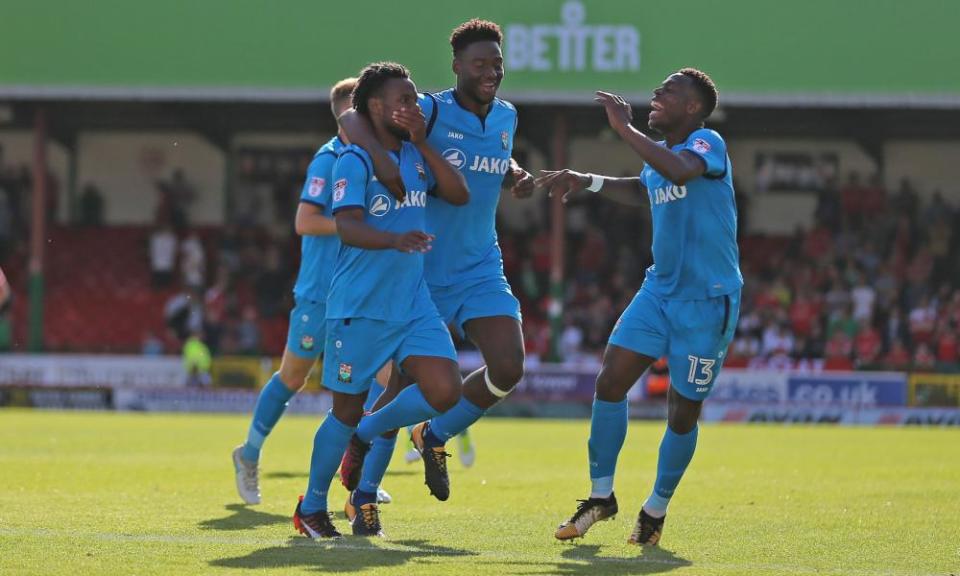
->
xmin=199 ymin=504 xmax=290 ymax=531
xmin=493 ymin=544 xmax=692 ymax=576
xmin=210 ymin=537 xmax=478 ymax=572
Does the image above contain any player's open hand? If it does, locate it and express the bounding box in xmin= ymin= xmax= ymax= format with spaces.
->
xmin=534 ymin=169 xmax=591 ymax=204
xmin=393 ymin=105 xmax=426 ymax=145
xmin=392 ymin=230 xmax=434 ymax=254
xmin=510 ymin=165 xmax=535 ymax=199
xmin=595 ymin=91 xmax=633 ymax=133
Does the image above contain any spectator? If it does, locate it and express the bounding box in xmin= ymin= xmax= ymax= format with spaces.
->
xmin=236 ymin=305 xmax=260 ymax=355
xmin=850 ymin=272 xmax=876 ymax=323
xmin=761 ymin=321 xmax=795 ymax=357
xmin=913 ymin=343 xmax=936 ymax=370
xmin=180 ymin=232 xmax=206 ymax=290
xmin=183 ymin=329 xmax=212 ymax=387
xmin=164 ymin=287 xmax=204 ymax=342
xmin=934 ymin=325 xmax=958 ymax=367
xmin=141 ymin=330 xmax=165 ymax=356
xmin=79 ymin=184 xmax=104 ymax=227
xmin=150 ymin=225 xmax=178 ymax=288
xmin=853 ymin=320 xmax=882 ymax=367
xmin=559 ymin=314 xmax=584 ymax=362
xmin=827 ymin=304 xmax=858 ymax=340
xmin=908 ymin=295 xmax=936 ymax=344
xmin=882 ymin=338 xmax=912 ymax=370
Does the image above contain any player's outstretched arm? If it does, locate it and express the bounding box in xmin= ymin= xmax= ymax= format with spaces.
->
xmin=393 ymin=107 xmax=470 ymax=206
xmin=335 ymin=208 xmax=434 ymax=253
xmin=534 ymin=169 xmax=647 ymax=207
xmin=595 ymin=91 xmax=705 ymax=186
xmin=294 ymin=202 xmax=337 ymax=236
xmin=505 ymin=158 xmax=535 ymax=199
xmin=338 ymin=109 xmax=406 ymax=201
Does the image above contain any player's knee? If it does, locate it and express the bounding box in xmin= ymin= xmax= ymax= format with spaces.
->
xmin=425 ymin=381 xmax=461 ymax=413
xmin=594 ymin=370 xmax=628 ymax=403
xmin=487 ymin=352 xmax=524 ymax=392
xmin=278 ymin=362 xmax=311 ymax=392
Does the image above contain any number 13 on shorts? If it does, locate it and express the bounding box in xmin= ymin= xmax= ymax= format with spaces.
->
xmin=687 ymin=355 xmax=716 ymax=391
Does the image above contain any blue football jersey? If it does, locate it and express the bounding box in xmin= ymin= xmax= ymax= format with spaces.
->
xmin=418 ymin=89 xmax=517 ymax=286
xmin=325 ymin=142 xmax=438 ymax=322
xmin=639 ymin=128 xmax=743 ymax=300
xmin=293 ymin=136 xmax=344 ymax=302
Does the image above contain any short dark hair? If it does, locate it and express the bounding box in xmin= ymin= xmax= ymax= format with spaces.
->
xmin=329 ymin=77 xmax=357 ymax=116
xmin=352 ymin=62 xmax=409 ymax=116
xmin=678 ymin=67 xmax=718 ymax=119
xmin=450 ymin=19 xmax=502 ymax=55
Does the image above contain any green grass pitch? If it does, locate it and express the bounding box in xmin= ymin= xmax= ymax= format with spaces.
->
xmin=0 ymin=409 xmax=957 ymax=575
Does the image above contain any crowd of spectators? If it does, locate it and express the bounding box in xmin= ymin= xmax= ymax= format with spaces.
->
xmin=145 ymin=163 xmax=960 ymax=374
xmin=513 ymin=173 xmax=960 ymax=371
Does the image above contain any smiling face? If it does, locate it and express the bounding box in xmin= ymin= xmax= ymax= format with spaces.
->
xmin=648 ymin=73 xmax=703 ymax=134
xmin=453 ymin=40 xmax=504 ymax=105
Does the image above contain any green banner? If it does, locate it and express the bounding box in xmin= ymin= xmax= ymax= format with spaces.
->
xmin=2 ymin=0 xmax=958 ymax=103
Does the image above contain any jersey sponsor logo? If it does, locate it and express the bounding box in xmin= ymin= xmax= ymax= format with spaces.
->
xmin=692 ymin=138 xmax=712 ymax=154
xmin=369 ymin=194 xmax=391 ymax=217
xmin=468 ymin=155 xmax=510 ymax=175
xmin=447 ymin=131 xmax=464 ymax=140
xmin=443 ymin=148 xmax=466 ymax=169
xmin=652 ymin=184 xmax=688 ymax=205
xmin=505 ymin=1 xmax=640 ymax=73
xmin=333 ymin=178 xmax=347 ymax=202
xmin=308 ymin=177 xmax=325 ymax=197
xmin=395 ymin=190 xmax=427 ymax=209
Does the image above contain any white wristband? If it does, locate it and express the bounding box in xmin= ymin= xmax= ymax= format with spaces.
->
xmin=586 ymin=173 xmax=605 ymax=193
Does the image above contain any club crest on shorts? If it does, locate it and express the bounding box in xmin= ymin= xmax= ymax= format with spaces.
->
xmin=415 ymin=162 xmax=426 ymax=180
xmin=338 ymin=363 xmax=352 ymax=383
xmin=300 ymin=335 xmax=314 ymax=351
xmin=501 ymin=131 xmax=509 ymax=150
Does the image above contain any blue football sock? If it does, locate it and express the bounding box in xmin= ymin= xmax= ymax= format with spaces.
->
xmin=426 ymin=396 xmax=485 ymax=447
xmin=356 ymin=385 xmax=440 ymax=443
xmin=242 ymin=372 xmax=297 ymax=462
xmin=644 ymin=424 xmax=699 ymax=516
xmin=358 ymin=433 xmax=397 ymax=493
xmin=587 ymin=398 xmax=628 ymax=498
xmin=352 ymin=489 xmax=378 ymax=507
xmin=301 ymin=411 xmax=355 ymax=515
xmin=363 ymin=379 xmax=385 ymax=413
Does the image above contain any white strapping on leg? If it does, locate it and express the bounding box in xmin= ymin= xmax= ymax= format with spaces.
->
xmin=484 ymin=367 xmax=511 ymax=399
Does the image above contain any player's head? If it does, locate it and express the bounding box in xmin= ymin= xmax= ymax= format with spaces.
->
xmin=330 ymin=77 xmax=357 ymax=120
xmin=648 ymin=68 xmax=718 ymax=133
xmin=450 ymin=19 xmax=504 ymax=105
xmin=353 ymin=62 xmax=418 ymax=140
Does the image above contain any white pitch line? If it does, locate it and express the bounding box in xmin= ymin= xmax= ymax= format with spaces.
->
xmin=0 ymin=527 xmax=945 ymax=576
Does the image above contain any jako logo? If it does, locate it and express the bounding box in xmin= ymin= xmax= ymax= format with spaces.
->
xmin=369 ymin=194 xmax=391 ymax=216
xmin=469 ymin=155 xmax=510 ymax=175
xmin=506 ymin=0 xmax=641 ymax=73
xmin=395 ymin=190 xmax=427 ymax=208
xmin=653 ymin=185 xmax=687 ymax=205
xmin=444 ymin=148 xmax=466 ymax=169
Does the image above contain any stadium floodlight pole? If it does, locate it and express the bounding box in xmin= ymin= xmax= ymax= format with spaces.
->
xmin=548 ymin=112 xmax=568 ymax=362
xmin=28 ymin=107 xmax=47 ymax=352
